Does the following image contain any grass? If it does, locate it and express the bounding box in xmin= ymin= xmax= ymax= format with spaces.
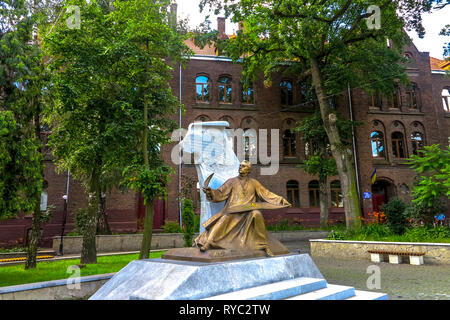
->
xmin=0 ymin=251 xmax=165 ymax=288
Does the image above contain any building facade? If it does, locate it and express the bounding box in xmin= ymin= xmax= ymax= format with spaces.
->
xmin=1 ymin=20 xmax=449 ymax=248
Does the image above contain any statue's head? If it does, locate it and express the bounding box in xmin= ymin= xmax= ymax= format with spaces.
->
xmin=239 ymin=160 xmax=252 ymax=177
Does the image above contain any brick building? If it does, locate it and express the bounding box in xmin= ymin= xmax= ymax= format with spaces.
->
xmin=1 ymin=19 xmax=449 ymax=248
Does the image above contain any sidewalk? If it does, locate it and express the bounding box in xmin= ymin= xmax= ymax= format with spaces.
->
xmin=282 ymin=239 xmax=450 ymax=300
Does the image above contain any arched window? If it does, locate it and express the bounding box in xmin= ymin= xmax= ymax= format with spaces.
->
xmin=305 ymin=140 xmax=319 ymax=158
xmin=371 ymin=131 xmax=385 ymax=158
xmin=280 ymin=80 xmax=294 ymax=106
xmin=299 ymin=82 xmax=314 ymax=106
xmin=196 ymin=76 xmax=210 ymax=102
xmin=283 ymin=129 xmax=296 ymax=158
xmin=330 ymin=180 xmax=343 ymax=208
xmin=243 ymin=128 xmax=257 ymax=162
xmin=406 ymin=83 xmax=418 ymax=109
xmin=308 ymin=180 xmax=320 ymax=208
xmin=442 ymin=88 xmax=450 ymax=112
xmin=218 ymin=76 xmax=232 ymax=103
xmin=389 ymin=85 xmax=400 ymax=109
xmin=411 ymin=132 xmax=424 ymax=156
xmin=369 ymin=92 xmax=382 ymax=109
xmin=392 ymin=132 xmax=406 ymax=158
xmin=241 ymin=82 xmax=254 ymax=104
xmin=286 ymin=180 xmax=300 ymax=208
xmin=404 ymin=52 xmax=413 ymax=62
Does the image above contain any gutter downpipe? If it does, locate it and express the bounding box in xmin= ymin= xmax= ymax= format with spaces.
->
xmin=348 ymin=84 xmax=361 ymax=201
xmin=178 ymin=63 xmax=182 ymax=228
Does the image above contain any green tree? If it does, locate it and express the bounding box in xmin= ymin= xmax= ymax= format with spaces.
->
xmin=407 ymin=144 xmax=450 ymax=208
xmin=201 ymin=0 xmax=414 ymax=228
xmin=0 ymin=0 xmax=51 ymax=269
xmin=43 ymin=0 xmax=190 ymax=263
xmin=199 ymin=0 xmax=412 ymax=228
xmin=295 ymin=112 xmax=337 ymax=228
xmin=112 ymin=0 xmax=190 ymax=259
xmin=182 ymin=198 xmax=195 ymax=247
xmin=295 ymin=111 xmax=356 ymax=228
xmin=399 ymin=0 xmax=449 ymax=58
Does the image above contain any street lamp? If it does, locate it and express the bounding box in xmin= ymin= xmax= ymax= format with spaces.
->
xmin=57 ymin=170 xmax=70 ymax=256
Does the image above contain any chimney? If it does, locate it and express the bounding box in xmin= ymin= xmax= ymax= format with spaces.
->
xmin=217 ymin=17 xmax=226 ymax=39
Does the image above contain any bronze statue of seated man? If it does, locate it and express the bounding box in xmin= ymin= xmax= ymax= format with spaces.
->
xmin=194 ymin=160 xmax=291 ymax=257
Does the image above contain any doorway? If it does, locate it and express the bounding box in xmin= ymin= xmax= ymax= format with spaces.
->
xmin=371 ymin=180 xmax=395 ymax=212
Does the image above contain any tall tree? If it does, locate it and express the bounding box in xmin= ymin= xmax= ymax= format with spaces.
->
xmin=199 ymin=0 xmax=410 ymax=229
xmin=111 ymin=0 xmax=190 ymax=259
xmin=43 ymin=0 xmax=189 ymax=262
xmin=0 ymin=0 xmax=50 ymax=269
xmin=295 ymin=111 xmax=356 ymax=228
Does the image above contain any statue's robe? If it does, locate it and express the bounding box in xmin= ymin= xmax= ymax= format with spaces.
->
xmin=194 ymin=176 xmax=289 ymax=252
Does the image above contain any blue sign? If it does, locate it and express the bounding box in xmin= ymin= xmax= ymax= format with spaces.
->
xmin=364 ymin=192 xmax=372 ymax=199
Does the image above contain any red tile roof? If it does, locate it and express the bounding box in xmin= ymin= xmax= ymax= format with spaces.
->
xmin=430 ymin=57 xmax=450 ymax=70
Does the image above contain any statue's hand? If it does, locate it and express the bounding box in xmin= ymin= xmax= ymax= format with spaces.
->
xmin=202 ymin=187 xmax=212 ymax=199
xmin=282 ymin=199 xmax=292 ymax=207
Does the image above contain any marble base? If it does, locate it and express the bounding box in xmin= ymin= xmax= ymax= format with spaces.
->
xmin=89 ymin=253 xmax=324 ymax=300
xmin=162 ymin=233 xmax=290 ymax=263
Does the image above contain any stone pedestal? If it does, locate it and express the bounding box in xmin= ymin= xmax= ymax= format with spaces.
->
xmin=388 ymin=254 xmax=402 ymax=264
xmin=409 ymin=255 xmax=424 ymax=265
xmin=370 ymin=253 xmax=384 ymax=263
xmin=89 ymin=254 xmax=323 ymax=300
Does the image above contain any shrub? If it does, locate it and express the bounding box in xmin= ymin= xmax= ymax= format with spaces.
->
xmin=193 ymin=213 xmax=201 ymax=233
xmin=327 ymin=230 xmax=346 ymax=240
xmin=182 ymin=199 xmax=196 ymax=247
xmin=360 ymin=224 xmax=392 ymax=239
xmin=381 ymin=198 xmax=408 ymax=235
xmin=162 ymin=221 xmax=183 ymax=233
xmin=73 ymin=208 xmax=89 ymax=236
xmin=404 ymin=198 xmax=445 ymax=226
xmin=403 ymin=226 xmax=450 ymax=242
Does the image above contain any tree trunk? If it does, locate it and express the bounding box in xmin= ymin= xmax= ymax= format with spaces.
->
xmin=139 ymin=79 xmax=154 ymax=259
xmin=25 ymin=205 xmax=41 ymax=269
xmin=81 ymin=169 xmax=100 ymax=264
xmin=25 ymin=101 xmax=43 ymax=270
xmin=139 ymin=198 xmax=155 ymax=259
xmin=319 ymin=176 xmax=329 ymax=229
xmin=96 ymin=188 xmax=111 ymax=235
xmin=310 ymin=57 xmax=361 ymax=229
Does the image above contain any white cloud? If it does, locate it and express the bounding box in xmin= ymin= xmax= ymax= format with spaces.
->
xmin=406 ymin=7 xmax=450 ymax=59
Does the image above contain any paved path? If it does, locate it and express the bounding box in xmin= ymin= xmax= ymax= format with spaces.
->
xmin=281 ymin=240 xmax=450 ymax=300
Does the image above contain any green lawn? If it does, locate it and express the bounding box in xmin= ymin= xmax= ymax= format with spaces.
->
xmin=0 ymin=251 xmax=165 ymax=288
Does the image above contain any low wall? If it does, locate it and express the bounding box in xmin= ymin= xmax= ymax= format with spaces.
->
xmin=52 ymin=233 xmax=187 ymax=255
xmin=310 ymin=239 xmax=450 ymax=265
xmin=53 ymin=231 xmax=329 ymax=255
xmin=0 ymin=274 xmax=114 ymax=300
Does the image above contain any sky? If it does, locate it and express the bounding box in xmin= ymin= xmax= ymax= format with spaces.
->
xmin=176 ymin=0 xmax=450 ymax=60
